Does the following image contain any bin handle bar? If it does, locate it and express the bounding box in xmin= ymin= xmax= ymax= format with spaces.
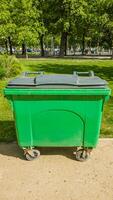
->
xmin=21 ymin=71 xmax=94 ymax=77
xmin=73 ymin=71 xmax=94 ymax=77
xmin=21 ymin=71 xmax=44 ymax=77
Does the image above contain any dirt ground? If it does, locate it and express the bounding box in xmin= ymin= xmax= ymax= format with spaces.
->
xmin=0 ymin=139 xmax=113 ymax=200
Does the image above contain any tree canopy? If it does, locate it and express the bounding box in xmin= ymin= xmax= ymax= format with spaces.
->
xmin=0 ymin=0 xmax=113 ymax=56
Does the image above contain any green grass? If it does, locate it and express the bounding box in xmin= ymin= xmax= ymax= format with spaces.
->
xmin=0 ymin=58 xmax=113 ymax=141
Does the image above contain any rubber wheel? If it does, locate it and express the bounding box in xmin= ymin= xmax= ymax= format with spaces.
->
xmin=75 ymin=149 xmax=89 ymax=162
xmin=25 ymin=149 xmax=40 ymax=161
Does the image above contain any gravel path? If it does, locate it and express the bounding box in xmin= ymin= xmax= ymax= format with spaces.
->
xmin=0 ymin=139 xmax=113 ymax=200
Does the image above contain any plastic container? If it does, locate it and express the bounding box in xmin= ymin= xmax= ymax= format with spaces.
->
xmin=4 ymin=71 xmax=111 ymax=161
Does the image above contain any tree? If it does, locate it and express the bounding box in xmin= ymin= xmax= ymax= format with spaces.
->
xmin=0 ymin=0 xmax=113 ymax=57
xmin=0 ymin=0 xmax=16 ymax=54
xmin=103 ymin=0 xmax=113 ymax=58
xmin=10 ymin=0 xmax=41 ymax=55
xmin=40 ymin=0 xmax=96 ymax=56
xmin=0 ymin=0 xmax=42 ymax=55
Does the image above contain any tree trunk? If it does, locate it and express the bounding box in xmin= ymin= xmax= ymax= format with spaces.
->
xmin=22 ymin=43 xmax=26 ymax=55
xmin=40 ymin=35 xmax=44 ymax=57
xmin=5 ymin=40 xmax=8 ymax=54
xmin=8 ymin=36 xmax=13 ymax=55
xmin=51 ymin=36 xmax=54 ymax=56
xmin=97 ymin=36 xmax=101 ymax=55
xmin=82 ymin=32 xmax=85 ymax=55
xmin=60 ymin=32 xmax=68 ymax=57
xmin=64 ymin=34 xmax=67 ymax=56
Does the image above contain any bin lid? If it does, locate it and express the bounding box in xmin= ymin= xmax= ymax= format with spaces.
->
xmin=7 ymin=71 xmax=108 ymax=88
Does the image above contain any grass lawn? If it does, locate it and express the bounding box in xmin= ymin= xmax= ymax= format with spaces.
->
xmin=0 ymin=58 xmax=113 ymax=142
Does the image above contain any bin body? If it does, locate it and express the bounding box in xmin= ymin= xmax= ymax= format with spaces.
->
xmin=4 ymin=85 xmax=110 ymax=149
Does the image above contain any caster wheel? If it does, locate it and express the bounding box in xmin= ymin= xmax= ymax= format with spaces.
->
xmin=25 ymin=149 xmax=40 ymax=161
xmin=75 ymin=149 xmax=90 ymax=162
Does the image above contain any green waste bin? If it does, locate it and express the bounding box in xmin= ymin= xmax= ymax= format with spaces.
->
xmin=4 ymin=71 xmax=111 ymax=161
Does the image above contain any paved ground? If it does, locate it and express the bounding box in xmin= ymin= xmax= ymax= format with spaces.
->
xmin=0 ymin=139 xmax=113 ymax=200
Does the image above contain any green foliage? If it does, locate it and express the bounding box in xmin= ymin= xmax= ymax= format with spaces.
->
xmin=0 ymin=67 xmax=5 ymax=79
xmin=0 ymin=55 xmax=22 ymax=78
xmin=0 ymin=0 xmax=42 ymax=49
xmin=0 ymin=0 xmax=113 ymax=53
xmin=11 ymin=0 xmax=41 ymax=45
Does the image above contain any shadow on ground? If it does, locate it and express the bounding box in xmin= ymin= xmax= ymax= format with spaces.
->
xmin=0 ymin=121 xmax=16 ymax=142
xmin=38 ymin=147 xmax=76 ymax=161
xmin=0 ymin=121 xmax=76 ymax=160
xmin=0 ymin=142 xmax=77 ymax=161
xmin=27 ymin=63 xmax=113 ymax=81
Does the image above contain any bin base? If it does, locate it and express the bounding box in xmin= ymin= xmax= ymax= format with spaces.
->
xmin=23 ymin=148 xmax=40 ymax=161
xmin=73 ymin=147 xmax=93 ymax=162
xmin=22 ymin=146 xmax=93 ymax=161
